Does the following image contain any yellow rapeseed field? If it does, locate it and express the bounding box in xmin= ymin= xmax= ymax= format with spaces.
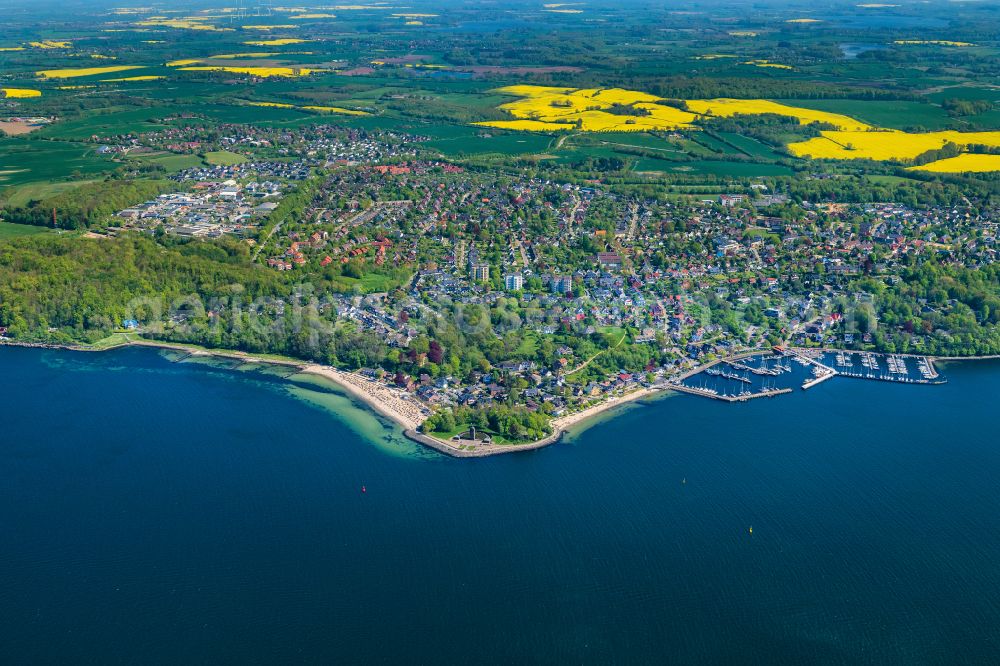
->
xmin=474 ymin=86 xmax=699 ymax=132
xmin=477 ymin=119 xmax=577 ymax=131
xmin=1 ymin=88 xmax=42 ymax=98
xmin=0 ymin=47 xmax=27 ymax=51
xmin=246 ymin=101 xmax=367 ymax=115
xmin=477 ymin=85 xmax=1000 ymax=171
xmin=484 ymin=88 xmax=875 ymax=133
xmin=29 ymin=40 xmax=71 ymax=49
xmin=908 ymin=154 xmax=1000 ymax=173
xmin=243 ymin=38 xmax=311 ymax=46
xmin=209 ymin=52 xmax=280 ymax=58
xmin=37 ymin=65 xmax=146 ymax=79
xmin=136 ymin=18 xmax=234 ymax=31
xmin=788 ymin=130 xmax=1000 ymax=161
xmin=103 ymin=75 xmax=165 ymax=82
xmin=684 ymin=99 xmax=870 ymax=130
xmin=179 ymin=66 xmax=316 ymax=77
xmin=741 ymin=60 xmax=794 ymax=69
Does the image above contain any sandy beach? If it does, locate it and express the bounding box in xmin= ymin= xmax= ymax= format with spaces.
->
xmin=301 ymin=364 xmax=426 ymax=431
xmin=550 ymin=386 xmax=659 ymax=432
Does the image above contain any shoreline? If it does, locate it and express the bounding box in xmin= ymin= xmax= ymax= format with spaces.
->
xmin=299 ymin=364 xmax=425 ymax=432
xmin=0 ymin=337 xmax=428 ymax=434
xmin=0 ymin=336 xmax=667 ymax=457
xmin=2 ymin=338 xmax=994 ymax=458
xmin=406 ymin=385 xmax=662 ymax=458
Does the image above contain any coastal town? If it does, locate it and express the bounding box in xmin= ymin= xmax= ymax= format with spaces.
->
xmin=84 ymin=124 xmax=999 ymax=453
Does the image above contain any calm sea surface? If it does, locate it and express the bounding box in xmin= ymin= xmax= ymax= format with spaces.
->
xmin=2 ymin=346 xmax=999 ymax=664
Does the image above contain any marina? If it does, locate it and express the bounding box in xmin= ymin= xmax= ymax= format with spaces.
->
xmin=828 ymin=350 xmax=945 ymax=385
xmin=676 ymin=348 xmax=944 ymax=402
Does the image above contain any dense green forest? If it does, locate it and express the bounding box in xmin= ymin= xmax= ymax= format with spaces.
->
xmin=422 ymin=404 xmax=552 ymax=442
xmin=845 ymin=263 xmax=1000 ymax=356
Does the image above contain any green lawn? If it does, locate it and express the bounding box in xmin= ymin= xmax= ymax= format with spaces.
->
xmin=135 ymin=153 xmax=205 ymax=172
xmin=331 ymin=270 xmax=411 ymax=293
xmin=514 ymin=331 xmax=539 ymax=357
xmin=204 ymin=150 xmax=248 ymax=166
xmin=633 ymin=158 xmax=794 ymax=176
xmin=426 ymin=423 xmax=521 ymax=446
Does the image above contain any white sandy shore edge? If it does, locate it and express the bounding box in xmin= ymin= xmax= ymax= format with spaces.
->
xmin=300 ymin=364 xmax=425 ymax=431
xmin=550 ymin=386 xmax=659 ymax=432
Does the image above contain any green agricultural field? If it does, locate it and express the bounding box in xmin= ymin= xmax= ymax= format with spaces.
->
xmin=424 ymin=130 xmax=553 ymax=157
xmin=551 ymin=143 xmax=632 ymax=164
xmin=689 ymin=132 xmax=738 ymax=155
xmin=133 ymin=153 xmax=205 ymax=172
xmin=778 ymin=99 xmax=956 ymax=131
xmin=0 ymin=221 xmax=51 ymax=239
xmin=0 ymin=139 xmax=117 ymax=189
xmin=632 ymin=158 xmax=794 ymax=176
xmin=36 ymin=106 xmax=179 ymax=140
xmin=926 ymin=86 xmax=1000 ymax=104
xmin=205 ymin=150 xmax=248 ymax=166
xmin=715 ymin=132 xmax=784 ymax=159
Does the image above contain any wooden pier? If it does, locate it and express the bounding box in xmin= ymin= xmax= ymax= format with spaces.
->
xmin=802 ymin=372 xmax=836 ymax=390
xmin=785 ymin=347 xmax=838 ymax=389
xmin=834 ymin=369 xmax=946 ymax=386
xmin=814 ymin=347 xmax=945 ymax=385
xmin=666 ymin=381 xmax=793 ymax=403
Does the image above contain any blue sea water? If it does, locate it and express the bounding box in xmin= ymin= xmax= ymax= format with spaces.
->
xmin=2 ymin=346 xmax=1000 ymax=664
